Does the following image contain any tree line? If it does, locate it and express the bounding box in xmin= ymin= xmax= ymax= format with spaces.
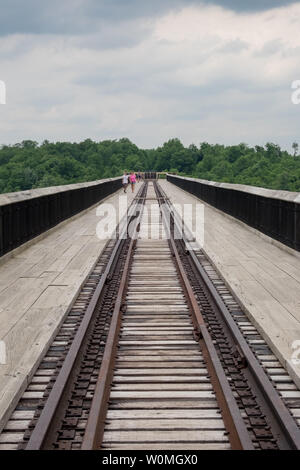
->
xmin=0 ymin=138 xmax=299 ymax=194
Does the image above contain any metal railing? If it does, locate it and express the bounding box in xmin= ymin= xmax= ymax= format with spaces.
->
xmin=0 ymin=177 xmax=122 ymax=257
xmin=167 ymin=174 xmax=300 ymax=252
xmin=144 ymin=172 xmax=157 ymax=179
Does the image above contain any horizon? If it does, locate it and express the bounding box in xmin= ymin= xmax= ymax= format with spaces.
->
xmin=0 ymin=136 xmax=297 ymax=154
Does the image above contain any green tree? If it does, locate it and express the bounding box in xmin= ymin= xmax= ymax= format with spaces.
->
xmin=292 ymin=142 xmax=299 ymax=157
xmin=0 ymin=138 xmax=299 ymax=193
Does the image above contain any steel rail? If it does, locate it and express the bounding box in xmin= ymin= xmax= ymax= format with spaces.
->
xmin=155 ymin=184 xmax=254 ymax=450
xmin=25 ymin=183 xmax=147 ymax=450
xmin=156 ymin=181 xmax=300 ymax=450
xmin=81 ymin=187 xmax=148 ymax=450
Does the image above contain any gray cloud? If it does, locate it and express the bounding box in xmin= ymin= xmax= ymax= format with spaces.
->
xmin=209 ymin=0 xmax=297 ymax=12
xmin=218 ymin=39 xmax=249 ymax=54
xmin=254 ymin=39 xmax=285 ymax=57
xmin=73 ymin=22 xmax=152 ymax=51
xmin=0 ymin=0 xmax=178 ymax=35
xmin=0 ymin=0 xmax=297 ymax=36
xmin=0 ymin=0 xmax=299 ymax=152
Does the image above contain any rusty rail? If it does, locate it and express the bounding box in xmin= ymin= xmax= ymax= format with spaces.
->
xmin=83 ymin=180 xmax=253 ymax=450
xmin=155 ymin=181 xmax=300 ymax=450
xmin=25 ymin=183 xmax=147 ymax=450
xmin=81 ymin=200 xmax=146 ymax=449
xmin=156 ymin=186 xmax=254 ymax=450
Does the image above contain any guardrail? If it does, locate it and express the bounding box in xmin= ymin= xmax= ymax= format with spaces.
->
xmin=167 ymin=174 xmax=300 ymax=252
xmin=0 ymin=177 xmax=122 ymax=257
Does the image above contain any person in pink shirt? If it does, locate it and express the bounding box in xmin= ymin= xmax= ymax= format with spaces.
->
xmin=129 ymin=171 xmax=137 ymax=193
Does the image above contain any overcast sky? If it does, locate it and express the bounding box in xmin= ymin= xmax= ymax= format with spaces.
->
xmin=0 ymin=0 xmax=299 ymax=150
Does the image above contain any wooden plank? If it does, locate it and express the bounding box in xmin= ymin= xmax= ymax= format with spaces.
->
xmin=270 ymin=375 xmax=293 ymax=382
xmin=30 ymin=285 xmax=73 ymax=309
xmin=128 ymin=287 xmax=182 ymax=291
xmin=119 ymin=341 xmax=196 ymax=345
xmin=267 ymin=368 xmax=286 ymax=374
xmin=123 ymin=316 xmax=188 ymax=320
xmin=113 ymin=384 xmax=213 ymax=391
xmin=4 ymin=421 xmax=31 ymax=431
xmin=129 ymin=282 xmax=180 ymax=286
xmin=116 ymin=356 xmax=201 ymax=362
xmin=0 ymin=433 xmax=24 ymax=443
xmin=276 ymin=383 xmax=298 ymax=390
xmin=102 ymin=443 xmax=230 ymax=450
xmin=0 ymin=273 xmax=59 ymax=338
xmin=31 ymin=376 xmax=52 ymax=384
xmin=119 ymin=345 xmax=199 ymax=350
xmin=126 ymin=306 xmax=189 ymax=312
xmin=110 ymin=391 xmax=215 ymax=399
xmin=105 ymin=419 xmax=225 ymax=430
xmin=122 ymin=318 xmax=191 ymax=323
xmin=122 ymin=323 xmax=191 ymax=327
xmin=0 ymin=444 xmax=20 ymax=450
xmin=261 ymin=361 xmax=283 ymax=368
xmin=120 ymin=332 xmax=193 ymax=337
xmin=127 ymin=301 xmax=187 ymax=306
xmin=109 ymin=400 xmax=219 ymax=409
xmin=106 ymin=410 xmax=221 ymax=419
xmin=279 ymin=391 xmax=300 ymax=398
xmin=126 ymin=295 xmax=184 ymax=300
xmin=118 ymin=348 xmax=199 ymax=354
xmin=113 ymin=376 xmax=210 ymax=383
xmin=121 ymin=327 xmax=192 ymax=332
xmin=27 ymin=384 xmax=48 ymax=391
xmin=35 ymin=370 xmax=55 ymax=376
xmin=114 ymin=368 xmax=207 ymax=375
xmin=0 ymin=262 xmax=36 ymax=292
xmin=11 ymin=411 xmax=35 ymax=420
xmin=22 ymin=392 xmax=44 ymax=399
xmin=102 ymin=430 xmax=227 ymax=443
xmin=115 ymin=362 xmax=204 ymax=368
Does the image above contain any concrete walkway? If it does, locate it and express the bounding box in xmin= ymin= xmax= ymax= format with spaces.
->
xmin=159 ymin=180 xmax=300 ymax=388
xmin=0 ymin=185 xmax=136 ymax=431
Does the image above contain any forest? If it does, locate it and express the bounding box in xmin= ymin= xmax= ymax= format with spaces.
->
xmin=0 ymin=138 xmax=299 ymax=194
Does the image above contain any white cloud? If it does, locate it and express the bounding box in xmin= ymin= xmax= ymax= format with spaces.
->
xmin=153 ymin=3 xmax=300 ymax=84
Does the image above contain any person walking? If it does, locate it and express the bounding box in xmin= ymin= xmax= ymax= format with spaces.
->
xmin=137 ymin=171 xmax=141 ymax=183
xmin=129 ymin=171 xmax=137 ymax=193
xmin=122 ymin=171 xmax=129 ymax=193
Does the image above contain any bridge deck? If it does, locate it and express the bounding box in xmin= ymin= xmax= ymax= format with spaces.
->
xmin=0 ymin=187 xmax=135 ymax=431
xmin=160 ymin=180 xmax=300 ymax=388
xmin=0 ymin=179 xmax=300 ymax=433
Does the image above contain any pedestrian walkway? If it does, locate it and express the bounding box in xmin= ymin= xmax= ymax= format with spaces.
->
xmin=0 ymin=187 xmax=135 ymax=431
xmin=160 ymin=180 xmax=300 ymax=388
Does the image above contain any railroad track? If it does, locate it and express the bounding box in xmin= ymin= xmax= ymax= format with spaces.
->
xmin=83 ymin=182 xmax=247 ymax=450
xmin=1 ymin=180 xmax=300 ymax=450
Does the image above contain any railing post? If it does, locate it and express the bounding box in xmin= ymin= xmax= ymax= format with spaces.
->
xmin=295 ymin=202 xmax=300 ymax=251
xmin=0 ymin=207 xmax=3 ymax=257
